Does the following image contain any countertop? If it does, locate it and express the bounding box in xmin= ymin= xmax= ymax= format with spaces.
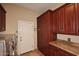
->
xmin=49 ymin=39 xmax=79 ymax=56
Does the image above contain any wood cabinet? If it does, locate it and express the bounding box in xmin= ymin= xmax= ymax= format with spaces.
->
xmin=37 ymin=10 xmax=57 ymax=55
xmin=64 ymin=4 xmax=76 ymax=35
xmin=75 ymin=3 xmax=79 ymax=35
xmin=37 ymin=3 xmax=79 ymax=56
xmin=52 ymin=11 xmax=58 ymax=33
xmin=54 ymin=3 xmax=76 ymax=35
xmin=57 ymin=7 xmax=65 ymax=34
xmin=0 ymin=4 xmax=6 ymax=31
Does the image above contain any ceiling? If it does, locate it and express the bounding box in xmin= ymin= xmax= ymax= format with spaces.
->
xmin=16 ymin=3 xmax=64 ymax=14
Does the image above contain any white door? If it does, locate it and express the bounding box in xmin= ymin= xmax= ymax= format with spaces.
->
xmin=17 ymin=21 xmax=34 ymax=55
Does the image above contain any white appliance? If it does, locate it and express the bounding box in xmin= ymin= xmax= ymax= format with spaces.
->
xmin=17 ymin=21 xmax=34 ymax=55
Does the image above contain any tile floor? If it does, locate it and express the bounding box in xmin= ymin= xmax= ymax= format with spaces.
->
xmin=21 ymin=50 xmax=44 ymax=56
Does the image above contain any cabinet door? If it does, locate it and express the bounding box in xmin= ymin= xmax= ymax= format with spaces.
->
xmin=53 ymin=11 xmax=58 ymax=33
xmin=37 ymin=12 xmax=49 ymax=50
xmin=75 ymin=4 xmax=79 ymax=35
xmin=0 ymin=5 xmax=6 ymax=32
xmin=58 ymin=7 xmax=65 ymax=34
xmin=37 ymin=10 xmax=56 ymax=55
xmin=37 ymin=16 xmax=45 ymax=48
xmin=40 ymin=15 xmax=49 ymax=47
xmin=64 ymin=4 xmax=76 ymax=35
xmin=1 ymin=8 xmax=6 ymax=31
xmin=37 ymin=17 xmax=42 ymax=50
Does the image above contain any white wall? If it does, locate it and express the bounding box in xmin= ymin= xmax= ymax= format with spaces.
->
xmin=57 ymin=34 xmax=79 ymax=43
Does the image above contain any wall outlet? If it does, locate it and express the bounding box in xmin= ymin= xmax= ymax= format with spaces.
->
xmin=67 ymin=38 xmax=71 ymax=42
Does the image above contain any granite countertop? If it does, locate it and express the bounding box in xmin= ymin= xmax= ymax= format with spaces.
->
xmin=49 ymin=39 xmax=79 ymax=56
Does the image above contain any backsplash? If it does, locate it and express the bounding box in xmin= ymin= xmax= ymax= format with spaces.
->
xmin=57 ymin=34 xmax=79 ymax=43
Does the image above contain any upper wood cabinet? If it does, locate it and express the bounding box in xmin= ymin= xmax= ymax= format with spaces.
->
xmin=52 ymin=11 xmax=58 ymax=33
xmin=0 ymin=4 xmax=6 ymax=32
xmin=75 ymin=4 xmax=79 ymax=35
xmin=64 ymin=4 xmax=76 ymax=35
xmin=57 ymin=7 xmax=65 ymax=34
xmin=53 ymin=3 xmax=76 ymax=35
